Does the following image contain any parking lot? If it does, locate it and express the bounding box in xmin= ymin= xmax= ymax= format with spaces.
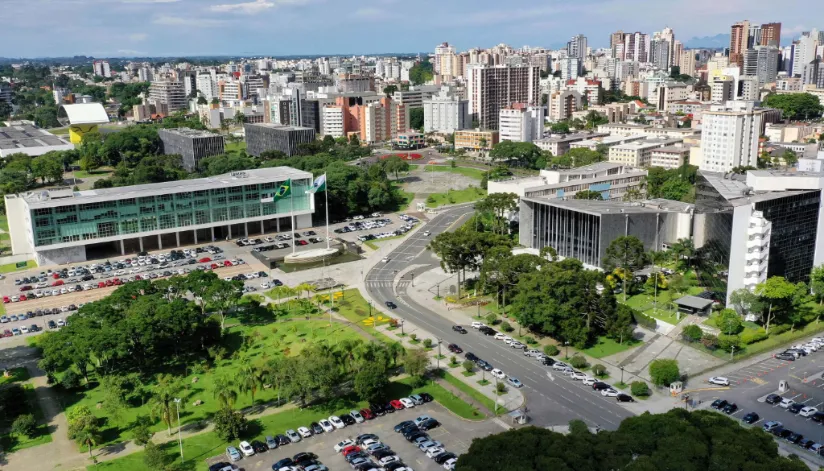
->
xmin=206 ymin=401 xmax=503 ymax=471
xmin=696 ymin=336 xmax=824 ymax=463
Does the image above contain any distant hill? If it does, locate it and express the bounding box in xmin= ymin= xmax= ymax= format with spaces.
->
xmin=684 ymin=34 xmax=729 ymax=49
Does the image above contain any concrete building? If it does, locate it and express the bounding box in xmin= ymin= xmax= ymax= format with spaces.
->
xmin=158 ymin=128 xmax=225 ymax=171
xmin=498 ymin=104 xmax=544 ymax=143
xmin=423 ymin=91 xmax=469 ymax=134
xmin=548 ymin=90 xmax=582 ymax=121
xmin=711 ymin=76 xmax=735 ymax=103
xmin=557 ymin=58 xmax=580 ymax=81
xmin=518 ymin=197 xmax=693 ymax=268
xmin=570 ymin=133 xmax=647 ymax=151
xmin=765 ymin=123 xmax=816 ymax=143
xmin=699 ymin=101 xmax=768 ymax=172
xmin=0 ymin=121 xmax=74 ymax=158
xmin=393 ymin=131 xmax=425 ymax=149
xmin=93 ymin=60 xmax=111 ymax=78
xmin=534 ymin=132 xmax=609 ymax=156
xmin=742 ymin=46 xmax=779 ymax=86
xmin=466 ymin=64 xmax=541 ymax=129
xmin=608 ymin=137 xmax=684 ymax=167
xmin=679 ymin=50 xmax=696 ymax=76
xmin=488 ymin=162 xmax=647 ymax=200
xmin=650 ymin=144 xmax=691 ymax=169
xmin=4 ymin=167 xmax=315 ymax=265
xmin=567 ymin=34 xmax=588 ymax=59
xmin=0 ymin=82 xmax=12 ymax=104
xmin=149 ymin=80 xmax=186 ymax=112
xmin=244 ymin=123 xmax=315 ymax=157
xmin=392 ymin=86 xmax=439 ymax=109
xmin=454 ymin=129 xmax=499 ymax=150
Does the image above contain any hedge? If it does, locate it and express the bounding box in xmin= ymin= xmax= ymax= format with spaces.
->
xmin=740 ymin=327 xmax=768 ymax=345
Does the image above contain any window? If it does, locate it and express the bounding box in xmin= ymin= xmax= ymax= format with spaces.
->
xmin=159 ymin=214 xmax=176 ymax=230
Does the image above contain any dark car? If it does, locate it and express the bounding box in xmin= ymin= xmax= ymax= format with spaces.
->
xmin=710 ymin=399 xmax=728 ymax=410
xmin=775 ymin=352 xmax=796 ymax=361
xmin=272 ymin=279 xmax=283 ymax=286
xmin=477 ymin=360 xmax=493 ymax=371
xmin=251 ymin=440 xmax=268 ymax=453
xmin=383 ymin=401 xmax=396 ymax=413
xmin=465 ymin=352 xmax=478 ymax=362
xmin=789 ymin=403 xmax=804 ymax=414
xmin=394 ymin=421 xmax=415 ymax=433
xmin=434 ymin=452 xmax=457 ymax=465
xmin=310 ymin=422 xmax=324 ymax=434
xmin=341 ymin=414 xmax=356 ymax=426
xmin=765 ymin=394 xmax=782 ymax=405
xmin=47 ymin=320 xmax=57 ymax=329
xmin=384 ymin=463 xmax=406 ymax=471
xmin=272 ymin=458 xmax=294 ymax=470
xmin=385 ymin=301 xmax=397 ymax=309
xmin=209 ymin=462 xmax=233 ymax=471
xmin=616 ymin=393 xmax=635 ymax=402
xmin=293 ymin=452 xmax=317 ymax=463
xmin=778 ymin=429 xmax=794 ymax=439
xmin=543 ymin=357 xmax=556 ymax=366
xmin=481 ymin=328 xmax=496 ymax=336
xmin=275 ymin=434 xmax=291 ymax=446
xmin=406 ymin=431 xmax=428 ymax=443
xmin=742 ymin=412 xmax=760 ymax=424
xmin=372 ymin=449 xmax=395 ymax=460
xmin=722 ymin=403 xmax=738 ymax=414
xmin=812 ymin=412 xmax=824 ymax=423
xmin=787 ymin=432 xmax=804 ymax=444
xmin=419 ymin=418 xmax=440 ymax=430
xmin=800 ymin=439 xmax=816 ymax=449
xmin=592 ymin=382 xmax=611 ymax=391
xmin=419 ymin=392 xmax=433 ymax=403
xmin=770 ymin=426 xmax=785 ymax=437
xmin=452 ymin=325 xmax=467 ymax=334
xmin=370 ymin=403 xmax=386 ymax=416
xmin=356 ymin=433 xmax=379 ymax=444
xmin=447 ymin=343 xmax=463 ymax=354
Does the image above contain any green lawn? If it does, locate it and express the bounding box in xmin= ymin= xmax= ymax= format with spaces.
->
xmin=425 ymin=187 xmax=486 ymax=208
xmin=225 ymin=141 xmax=247 ymax=153
xmin=0 ymin=367 xmax=31 ymax=385
xmin=0 ymin=260 xmax=36 ymax=274
xmin=0 ymin=214 xmax=8 ymax=231
xmin=91 ymin=376 xmax=481 ymax=471
xmin=63 ymin=319 xmax=364 ymax=447
xmin=73 ymin=168 xmax=114 ymax=179
xmin=437 ymin=370 xmax=502 ymax=416
xmin=326 ymin=289 xmax=397 ymax=345
xmin=364 ymin=234 xmax=405 ymax=250
xmin=621 ymin=287 xmax=704 ymax=325
xmin=581 ymin=336 xmax=640 ymax=359
xmin=0 ymin=385 xmax=53 ymax=453
xmin=412 ymin=165 xmax=486 ymax=180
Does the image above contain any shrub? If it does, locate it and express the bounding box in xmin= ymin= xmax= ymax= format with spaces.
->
xmin=495 ymin=382 xmax=506 ymax=393
xmin=423 ymin=338 xmax=433 ymax=348
xmin=592 ymin=364 xmax=607 ymax=377
xmin=143 ymin=441 xmax=168 ymax=470
xmin=740 ymin=327 xmax=768 ymax=345
xmin=649 ymin=359 xmax=680 ymax=387
xmin=630 ymin=381 xmax=650 ymax=397
xmin=11 ymin=413 xmax=37 ymax=438
xmin=524 ymin=336 xmax=537 ymax=345
xmin=131 ymin=416 xmax=153 ymax=446
xmin=569 ymin=355 xmax=588 ymax=369
xmin=681 ymin=324 xmax=703 ymax=342
xmin=769 ymin=324 xmax=790 ymax=336
xmin=717 ymin=334 xmax=741 ymax=352
xmin=450 ymin=355 xmax=457 ymax=366
xmin=462 ymin=360 xmax=475 ymax=374
xmin=543 ymin=345 xmax=560 ymax=356
xmin=61 ymin=370 xmax=82 ymax=390
xmin=501 ymin=321 xmax=514 ymax=333
xmin=426 ymin=195 xmax=436 ymax=204
xmin=410 ymin=333 xmax=417 ymax=342
xmin=717 ymin=309 xmax=743 ymax=334
xmin=213 ymin=407 xmax=248 ymax=441
xmin=485 ymin=313 xmax=497 ymax=325
xmin=701 ymin=333 xmax=718 ymax=349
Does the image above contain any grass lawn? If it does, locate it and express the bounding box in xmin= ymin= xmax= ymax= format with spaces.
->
xmin=225 ymin=141 xmax=247 ymax=153
xmin=364 ymin=234 xmax=405 ymax=250
xmin=621 ymin=287 xmax=704 ymax=325
xmin=62 ymin=319 xmax=365 ymax=447
xmin=413 ymin=165 xmax=486 ymax=180
xmin=0 ymin=214 xmax=8 ymax=231
xmin=0 ymin=385 xmax=53 ymax=453
xmin=581 ymin=336 xmax=640 ymax=359
xmin=436 ymin=370 xmax=501 ymax=416
xmin=396 ymin=189 xmax=415 ymax=211
xmin=73 ymin=169 xmax=114 ymax=179
xmin=92 ymin=377 xmax=482 ymax=471
xmin=425 ymin=187 xmax=486 ymax=208
xmin=330 ymin=289 xmax=394 ymax=329
xmin=0 ymin=260 xmax=36 ymax=274
xmin=0 ymin=367 xmax=31 ymax=385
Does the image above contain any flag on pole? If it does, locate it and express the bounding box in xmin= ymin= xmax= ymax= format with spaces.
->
xmin=308 ymin=174 xmax=326 ymax=193
xmin=269 ymin=179 xmax=292 ymax=203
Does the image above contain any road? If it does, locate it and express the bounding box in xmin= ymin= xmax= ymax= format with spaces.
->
xmin=364 ymin=205 xmax=635 ymax=430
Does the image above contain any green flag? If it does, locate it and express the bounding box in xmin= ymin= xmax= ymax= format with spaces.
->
xmin=271 ymin=179 xmax=292 ymax=202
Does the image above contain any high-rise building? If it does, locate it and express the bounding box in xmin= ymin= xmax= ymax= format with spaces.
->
xmin=730 ymin=20 xmax=751 ymax=68
xmin=567 ymin=34 xmax=588 ymax=59
xmin=679 ymin=51 xmax=696 ymax=76
xmin=158 ymin=128 xmax=225 ymax=171
xmin=148 ymin=80 xmax=186 ymax=112
xmin=743 ymin=46 xmax=779 ymax=86
xmin=93 ymin=60 xmax=111 ymax=78
xmin=498 ymin=104 xmax=545 ymax=143
xmin=699 ymin=101 xmax=766 ymax=172
xmin=802 ymin=59 xmax=824 ymax=88
xmin=792 ymin=35 xmax=818 ymax=78
xmin=434 ymin=42 xmax=456 ymax=75
xmin=650 ymin=39 xmax=671 ymax=70
xmin=423 ymin=90 xmax=469 ymax=134
xmin=610 ymin=31 xmax=625 ymax=58
xmin=623 ymin=32 xmax=649 ymax=62
xmin=558 ymin=57 xmax=580 ymax=81
xmin=466 ymin=64 xmax=541 ymax=130
xmin=761 ymin=22 xmax=782 ymax=47
xmin=548 ymin=90 xmax=582 ymax=121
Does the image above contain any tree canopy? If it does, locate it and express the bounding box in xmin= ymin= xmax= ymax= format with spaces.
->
xmin=489 ymin=141 xmax=544 ymax=168
xmin=762 ymin=93 xmax=824 ymax=120
xmin=409 ymin=60 xmax=434 ymax=85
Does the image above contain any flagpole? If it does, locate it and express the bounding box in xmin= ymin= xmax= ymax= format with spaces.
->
xmin=324 ymin=173 xmax=330 ymax=250
xmin=290 ymin=182 xmax=296 ymax=254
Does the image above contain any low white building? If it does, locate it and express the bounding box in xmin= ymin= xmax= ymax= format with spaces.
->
xmin=498 ymin=104 xmax=545 ymax=143
xmin=488 ymin=162 xmax=647 ymax=200
xmin=423 ymin=90 xmax=469 ymax=134
xmin=608 ymin=137 xmax=684 ymax=167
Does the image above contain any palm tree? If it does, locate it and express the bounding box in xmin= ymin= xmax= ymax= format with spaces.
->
xmin=648 ymin=250 xmax=669 ymax=314
xmin=671 ymin=238 xmax=695 ymax=272
xmin=295 ymin=283 xmax=314 ymax=301
xmin=234 ymin=112 xmax=246 ymax=127
xmin=213 ymin=376 xmax=238 ymax=410
xmin=147 ymin=374 xmax=180 ymax=436
xmin=387 ymin=342 xmax=405 ymax=368
xmin=236 ymin=363 xmax=264 ymax=405
xmin=622 ymin=188 xmax=643 ymax=202
xmin=77 ymin=427 xmax=100 ymax=459
xmin=336 ymin=339 xmax=363 ymax=372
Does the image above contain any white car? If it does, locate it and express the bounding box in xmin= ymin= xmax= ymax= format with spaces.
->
xmin=800 ymin=406 xmax=819 ymax=417
xmin=426 ymin=446 xmax=445 ymax=458
xmin=471 ymin=321 xmax=485 ymax=329
xmin=297 ymin=426 xmax=313 ymax=438
xmin=350 ymin=410 xmax=365 ymax=423
xmin=329 ymin=415 xmax=346 ymax=429
xmin=238 ymin=440 xmax=255 ymax=456
xmin=503 ymin=337 xmax=514 ymax=345
xmin=285 ymin=429 xmax=301 ymax=443
xmin=418 ymin=440 xmax=442 ymax=451
xmin=20 ymin=326 xmax=29 ymax=334
xmin=382 ymin=257 xmax=390 ymax=263
xmin=319 ymin=419 xmax=335 ymax=432
xmin=494 ymin=332 xmax=506 ymax=340
xmin=379 ymin=456 xmax=400 ymax=466
xmin=582 ymin=377 xmax=597 ymax=386
xmin=414 ymin=415 xmax=433 ymax=426
xmin=510 ymin=342 xmax=525 ymax=349
xmin=507 ymin=377 xmax=523 ymax=388
xmin=571 ymin=371 xmax=588 ymax=381
xmin=399 ymin=397 xmax=415 ymax=408
xmin=552 ymin=361 xmax=569 ymax=371
xmin=780 ymin=398 xmax=795 ymax=408
xmin=708 ymin=376 xmax=730 ymax=386
xmin=491 ymin=368 xmax=506 ymax=380
xmin=334 ymin=439 xmax=355 ymax=452
xmin=444 ymin=457 xmax=458 ymax=469
xmin=601 ymin=388 xmax=619 ymax=397
xmin=57 ymin=319 xmax=65 ymax=327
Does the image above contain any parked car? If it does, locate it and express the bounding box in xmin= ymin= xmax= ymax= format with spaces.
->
xmin=226 ymin=446 xmax=241 ymax=462
xmin=742 ymin=412 xmax=760 ymax=424
xmin=708 ymin=376 xmax=730 ymax=386
xmin=507 ymin=377 xmax=523 ymax=388
xmin=238 ymin=441 xmax=255 ymax=457
xmin=765 ymin=394 xmax=783 ymax=405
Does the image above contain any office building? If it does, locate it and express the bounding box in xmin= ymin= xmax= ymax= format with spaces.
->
xmin=0 ymin=121 xmax=74 ymax=158
xmin=158 ymin=128 xmax=225 ymax=171
xmin=454 ymin=129 xmax=499 ymax=150
xmin=534 ymin=133 xmax=609 ymax=156
xmin=149 ymin=80 xmax=186 ymax=112
xmin=488 ymin=162 xmax=647 ymax=201
xmin=498 ymin=104 xmax=544 ymax=143
xmin=802 ymin=59 xmax=824 ymax=88
xmin=650 ymin=39 xmax=671 ymax=70
xmin=710 ymin=76 xmax=735 ymax=103
xmin=761 ymin=23 xmax=782 ymax=47
xmin=699 ymin=101 xmax=767 ymax=172
xmin=730 ymin=20 xmax=751 ymax=68
xmin=4 ymin=167 xmax=315 ymax=265
xmin=679 ymin=50 xmax=696 ymax=76
xmin=392 ymin=86 xmax=439 ymax=109
xmin=570 ymin=134 xmax=647 ymax=151
xmin=423 ymin=91 xmax=469 ymax=134
xmin=393 ymin=131 xmax=425 ymax=149
xmin=650 ymin=144 xmax=691 ymax=169
xmin=519 ymin=197 xmax=693 ymax=268
xmin=548 ymin=90 xmax=582 ymax=121
xmin=0 ymin=82 xmax=12 ymax=104
xmin=466 ymin=64 xmax=541 ymax=129
xmin=608 ymin=137 xmax=684 ymax=167
xmin=623 ymin=32 xmax=649 ymax=62
xmin=743 ymin=46 xmax=779 ymax=86
xmin=244 ymin=123 xmax=315 ymax=157
xmin=558 ymin=58 xmax=580 ymax=81
xmin=567 ymin=34 xmax=588 ymax=59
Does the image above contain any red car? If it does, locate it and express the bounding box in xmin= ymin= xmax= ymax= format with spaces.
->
xmin=52 ymin=273 xmax=60 ymax=279
xmin=198 ymin=257 xmax=211 ymax=263
xmin=98 ymin=282 xmax=106 ymax=289
xmin=3 ymin=329 xmax=11 ymax=337
xmin=299 ymin=240 xmax=309 ymax=246
xmin=113 ymin=278 xmax=122 ymax=285
xmin=19 ymin=295 xmax=27 ymax=301
xmin=447 ymin=343 xmax=463 ymax=354
xmin=390 ymin=399 xmax=405 ymax=410
xmin=211 ymin=263 xmax=218 ymax=270
xmin=223 ymin=260 xmax=232 ymax=267
xmin=360 ymin=408 xmax=375 ymax=420
xmin=2 ymin=296 xmax=9 ymax=304
xmin=52 ymin=280 xmax=64 ymax=287
xmin=19 ymin=286 xmax=32 ymax=292
xmin=342 ymin=445 xmax=361 ymax=457
xmin=105 ymin=279 xmax=114 ymax=287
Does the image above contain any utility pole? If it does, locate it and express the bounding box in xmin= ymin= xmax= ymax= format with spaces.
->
xmin=437 ymin=339 xmax=442 ymax=371
xmin=174 ymin=398 xmax=183 ymax=463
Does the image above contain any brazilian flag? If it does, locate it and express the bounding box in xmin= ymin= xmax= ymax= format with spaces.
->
xmin=271 ymin=179 xmax=292 ymax=202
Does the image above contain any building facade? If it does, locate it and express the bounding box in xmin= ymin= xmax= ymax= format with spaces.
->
xmin=488 ymin=162 xmax=647 ymax=201
xmin=158 ymin=128 xmax=225 ymax=171
xmin=498 ymin=104 xmax=544 ymax=143
xmin=699 ymin=102 xmax=766 ymax=172
xmin=244 ymin=123 xmax=316 ymax=157
xmin=149 ymin=80 xmax=186 ymax=112
xmin=423 ymin=92 xmax=469 ymax=134
xmin=466 ymin=64 xmax=540 ymax=129
xmin=454 ymin=129 xmax=499 ymax=150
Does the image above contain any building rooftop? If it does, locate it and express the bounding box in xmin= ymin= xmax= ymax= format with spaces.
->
xmin=521 ymin=197 xmax=693 ymax=215
xmin=699 ymin=170 xmax=822 ymax=207
xmin=558 ymin=161 xmax=625 ymax=174
xmin=19 ymin=167 xmax=313 ymax=209
xmin=158 ymin=127 xmax=222 ymax=138
xmin=652 ymin=144 xmax=692 ymax=154
xmin=535 ymin=132 xmax=608 ymax=144
xmin=244 ymin=123 xmax=314 ymax=132
xmin=0 ymin=122 xmax=74 ymax=157
xmin=611 ymin=137 xmax=683 ymax=150
xmin=573 ymin=134 xmax=646 ymax=147
xmin=57 ymin=103 xmax=109 ymax=125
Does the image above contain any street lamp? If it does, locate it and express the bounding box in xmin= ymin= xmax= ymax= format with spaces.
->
xmin=436 ymin=339 xmax=442 ymax=372
xmin=173 ymin=398 xmax=183 ymax=463
xmin=400 ymin=319 xmax=405 ymax=336
xmin=564 ymin=341 xmax=569 ymax=360
xmin=620 ymin=366 xmax=624 ymax=385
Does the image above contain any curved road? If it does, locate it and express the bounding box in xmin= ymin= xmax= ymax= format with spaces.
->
xmin=365 ymin=205 xmax=635 ymax=430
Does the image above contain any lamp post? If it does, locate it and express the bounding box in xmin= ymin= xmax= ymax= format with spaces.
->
xmin=620 ymin=366 xmax=624 ymax=385
xmin=564 ymin=341 xmax=569 ymax=360
xmin=436 ymin=339 xmax=442 ymax=371
xmin=400 ymin=319 xmax=405 ymax=336
xmin=410 ymin=273 xmax=415 ymax=287
xmin=174 ymin=398 xmax=183 ymax=463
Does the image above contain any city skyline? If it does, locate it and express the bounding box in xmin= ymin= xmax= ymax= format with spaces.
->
xmin=0 ymin=0 xmax=819 ymax=58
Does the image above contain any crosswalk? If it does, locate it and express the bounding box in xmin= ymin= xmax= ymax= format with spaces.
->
xmin=366 ymin=281 xmax=395 ymax=288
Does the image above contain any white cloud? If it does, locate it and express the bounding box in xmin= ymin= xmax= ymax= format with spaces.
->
xmin=152 ymin=15 xmax=227 ymax=26
xmin=210 ymin=0 xmax=275 ymax=13
xmin=129 ymin=33 xmax=148 ymax=41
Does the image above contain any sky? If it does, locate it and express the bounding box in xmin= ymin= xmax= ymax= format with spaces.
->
xmin=0 ymin=0 xmax=819 ymax=58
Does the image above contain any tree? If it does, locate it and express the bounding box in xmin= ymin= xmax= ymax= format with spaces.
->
xmin=462 ymin=360 xmax=475 ymax=374
xmin=682 ymin=324 xmax=703 ymax=342
xmin=670 ymin=237 xmax=695 ymax=271
xmin=11 ymin=413 xmax=37 ymax=438
xmin=409 ymin=108 xmax=424 ymax=131
xmin=603 ymin=236 xmax=647 ymax=301
xmin=630 ymin=381 xmax=650 ymax=396
xmin=810 ymin=265 xmax=824 ymax=305
xmin=755 ymin=276 xmax=797 ymax=333
xmin=717 ymin=308 xmax=743 ymax=334
xmin=206 ymin=279 xmax=243 ymax=330
xmin=382 ymin=155 xmax=410 ymax=180
xmin=67 ymin=406 xmax=101 ymax=459
xmin=649 ymin=359 xmax=680 ymax=387
xmin=550 ymin=121 xmax=570 ymax=134
xmin=591 ymin=364 xmax=607 ymax=377
xmin=213 ymin=407 xmax=248 ymax=441
xmin=762 ymin=93 xmax=824 ymax=120
xmin=403 ymin=348 xmax=430 ymax=379
xmin=409 ymin=60 xmax=434 ymax=85
xmin=236 ymin=363 xmax=264 ymax=404
xmin=622 ymin=187 xmax=643 ymax=201
xmin=574 ymin=190 xmax=603 ymax=200
xmin=143 ymin=441 xmax=168 ymax=469
xmin=213 ymin=376 xmax=239 ymax=410
xmin=382 ymin=85 xmax=398 ymax=97
xmin=604 ymin=303 xmax=634 ymax=344
xmin=233 ymin=112 xmax=246 ymax=127
xmin=197 ymin=96 xmax=208 ymax=105
xmin=100 ymin=375 xmax=129 ymax=421
xmin=354 ymin=361 xmax=389 ymax=403
xmin=488 ymin=141 xmax=542 ymax=168
xmin=148 ymin=374 xmax=182 ymax=436
xmin=131 ymin=415 xmax=154 ymax=446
